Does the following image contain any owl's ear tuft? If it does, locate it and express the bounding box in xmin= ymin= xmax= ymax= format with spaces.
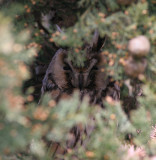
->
xmin=91 ymin=29 xmax=106 ymax=52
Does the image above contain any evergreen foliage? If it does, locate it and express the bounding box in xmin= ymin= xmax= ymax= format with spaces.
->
xmin=0 ymin=0 xmax=156 ymax=159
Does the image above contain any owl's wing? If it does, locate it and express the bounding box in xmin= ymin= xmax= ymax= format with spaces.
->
xmin=106 ymin=82 xmax=120 ymax=100
xmin=38 ymin=75 xmax=57 ymax=104
xmin=41 ymin=76 xmax=55 ymax=94
xmin=38 ymin=57 xmax=57 ymax=104
xmin=39 ymin=48 xmax=68 ymax=104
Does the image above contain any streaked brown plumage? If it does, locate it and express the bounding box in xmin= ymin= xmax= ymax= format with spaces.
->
xmin=41 ymin=30 xmax=120 ymax=104
xmin=40 ymin=30 xmax=120 ymax=158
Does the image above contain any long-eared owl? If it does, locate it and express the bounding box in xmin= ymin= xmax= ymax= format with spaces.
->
xmin=40 ymin=29 xmax=120 ymax=157
xmin=41 ymin=30 xmax=120 ymax=105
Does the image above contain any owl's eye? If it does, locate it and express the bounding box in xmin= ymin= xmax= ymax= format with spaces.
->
xmin=63 ymin=65 xmax=71 ymax=71
xmin=48 ymin=73 xmax=52 ymax=77
xmin=92 ymin=66 xmax=98 ymax=70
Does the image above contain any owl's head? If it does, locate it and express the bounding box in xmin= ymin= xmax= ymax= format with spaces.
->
xmin=42 ymin=30 xmax=108 ymax=96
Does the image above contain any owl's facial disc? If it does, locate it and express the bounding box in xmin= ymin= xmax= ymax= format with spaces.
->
xmin=63 ymin=58 xmax=98 ymax=90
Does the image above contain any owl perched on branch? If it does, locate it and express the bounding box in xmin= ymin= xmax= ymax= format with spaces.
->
xmin=40 ymin=30 xmax=120 ymax=105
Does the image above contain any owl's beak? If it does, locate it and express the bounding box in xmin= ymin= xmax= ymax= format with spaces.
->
xmin=79 ymin=74 xmax=83 ymax=90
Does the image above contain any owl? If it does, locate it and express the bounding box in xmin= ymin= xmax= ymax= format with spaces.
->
xmin=40 ymin=30 xmax=120 ymax=156
xmin=40 ymin=30 xmax=120 ymax=104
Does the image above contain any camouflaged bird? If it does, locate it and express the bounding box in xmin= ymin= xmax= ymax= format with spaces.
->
xmin=40 ymin=30 xmax=120 ymax=158
xmin=41 ymin=30 xmax=120 ymax=105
